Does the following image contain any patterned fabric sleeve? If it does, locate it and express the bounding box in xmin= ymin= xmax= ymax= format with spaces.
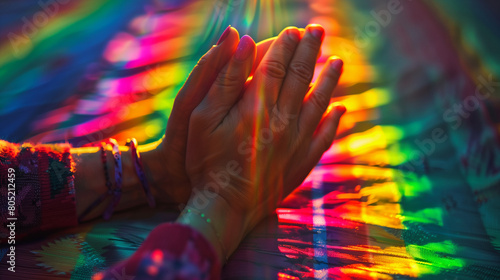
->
xmin=0 ymin=140 xmax=77 ymax=243
xmin=94 ymin=223 xmax=221 ymax=280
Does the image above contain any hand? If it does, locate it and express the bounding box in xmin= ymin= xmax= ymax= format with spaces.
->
xmin=142 ymin=27 xmax=277 ymax=206
xmin=180 ymin=24 xmax=345 ymax=261
xmin=72 ymin=28 xmax=279 ymax=221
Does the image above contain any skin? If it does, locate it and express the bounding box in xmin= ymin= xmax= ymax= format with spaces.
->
xmin=178 ymin=24 xmax=345 ymax=263
xmin=72 ymin=27 xmax=278 ymax=221
xmin=72 ymin=24 xmax=345 ymax=269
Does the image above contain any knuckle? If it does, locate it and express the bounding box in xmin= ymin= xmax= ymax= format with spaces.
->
xmin=215 ymin=69 xmax=241 ymax=88
xmin=280 ymin=36 xmax=299 ymax=54
xmin=289 ymin=61 xmax=314 ymax=83
xmin=310 ymin=92 xmax=329 ymax=112
xmin=196 ymin=55 xmax=208 ymax=67
xmin=260 ymin=60 xmax=287 ymax=80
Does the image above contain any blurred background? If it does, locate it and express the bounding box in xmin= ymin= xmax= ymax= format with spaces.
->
xmin=0 ymin=0 xmax=499 ymax=279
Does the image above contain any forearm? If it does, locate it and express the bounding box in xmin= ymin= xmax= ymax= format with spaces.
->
xmin=0 ymin=138 xmax=165 ymax=244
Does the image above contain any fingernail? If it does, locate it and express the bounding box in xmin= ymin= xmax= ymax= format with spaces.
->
xmin=330 ymin=57 xmax=343 ymax=73
xmin=216 ymin=25 xmax=231 ymax=45
xmin=308 ymin=24 xmax=324 ymax=41
xmin=286 ymin=27 xmax=300 ymax=42
xmin=334 ymin=103 xmax=346 ymax=115
xmin=234 ymin=35 xmax=254 ymax=61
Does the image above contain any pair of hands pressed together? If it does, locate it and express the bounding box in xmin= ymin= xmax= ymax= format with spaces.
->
xmin=74 ymin=23 xmax=344 ymax=265
xmin=152 ymin=24 xmax=345 ymax=262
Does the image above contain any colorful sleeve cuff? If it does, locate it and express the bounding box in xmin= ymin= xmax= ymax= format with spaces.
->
xmin=95 ymin=223 xmax=221 ymax=280
xmin=0 ymin=140 xmax=77 ymax=242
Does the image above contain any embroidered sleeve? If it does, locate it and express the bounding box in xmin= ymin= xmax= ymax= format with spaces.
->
xmin=0 ymin=140 xmax=77 ymax=243
xmin=95 ymin=223 xmax=221 ymax=280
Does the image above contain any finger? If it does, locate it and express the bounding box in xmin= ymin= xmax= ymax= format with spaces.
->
xmin=252 ymin=34 xmax=312 ymax=76
xmin=246 ymin=29 xmax=306 ymax=103
xmin=251 ymin=37 xmax=275 ymax=75
xmin=283 ymin=104 xmax=345 ymax=195
xmin=278 ymin=24 xmax=324 ymax=116
xmin=244 ymin=27 xmax=301 ymax=108
xmin=309 ymin=103 xmax=345 ymax=160
xmin=200 ymin=35 xmax=257 ymax=129
xmin=298 ymin=56 xmax=343 ymax=138
xmin=164 ymin=27 xmax=239 ymax=147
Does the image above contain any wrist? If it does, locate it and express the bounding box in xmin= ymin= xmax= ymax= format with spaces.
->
xmin=177 ymin=193 xmax=247 ymax=264
xmin=140 ymin=141 xmax=193 ymax=206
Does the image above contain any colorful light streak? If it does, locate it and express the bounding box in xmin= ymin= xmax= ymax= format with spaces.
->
xmin=1 ymin=0 xmax=500 ymax=279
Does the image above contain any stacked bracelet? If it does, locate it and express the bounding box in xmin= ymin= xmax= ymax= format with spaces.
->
xmin=126 ymin=138 xmax=156 ymax=208
xmin=78 ymin=139 xmax=123 ymax=222
xmin=78 ymin=137 xmax=154 ymax=222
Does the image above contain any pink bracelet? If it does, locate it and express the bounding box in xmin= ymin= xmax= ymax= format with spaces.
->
xmin=126 ymin=138 xmax=156 ymax=207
